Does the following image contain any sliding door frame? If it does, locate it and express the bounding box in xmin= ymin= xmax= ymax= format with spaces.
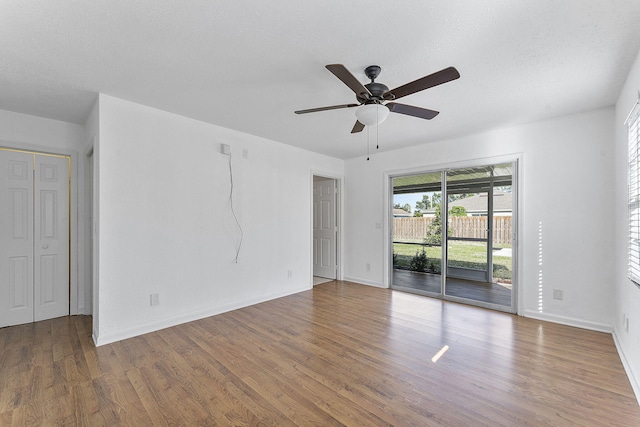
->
xmin=385 ymin=155 xmax=521 ymax=314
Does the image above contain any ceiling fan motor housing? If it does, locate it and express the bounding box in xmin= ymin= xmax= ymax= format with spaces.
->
xmin=362 ymin=82 xmax=389 ymax=103
xmin=358 ymin=65 xmax=389 ymax=104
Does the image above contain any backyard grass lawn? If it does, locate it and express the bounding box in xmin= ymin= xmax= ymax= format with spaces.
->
xmin=393 ymin=241 xmax=512 ymax=280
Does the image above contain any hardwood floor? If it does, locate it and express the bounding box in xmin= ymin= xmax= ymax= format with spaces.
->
xmin=1 ymin=281 xmax=639 ymax=426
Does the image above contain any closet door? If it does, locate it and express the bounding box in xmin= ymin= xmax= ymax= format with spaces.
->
xmin=0 ymin=150 xmax=69 ymax=328
xmin=0 ymin=150 xmax=35 ymax=327
xmin=34 ymin=154 xmax=69 ymax=321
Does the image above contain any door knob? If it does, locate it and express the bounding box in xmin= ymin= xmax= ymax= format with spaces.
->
xmin=42 ymin=244 xmax=48 ymax=249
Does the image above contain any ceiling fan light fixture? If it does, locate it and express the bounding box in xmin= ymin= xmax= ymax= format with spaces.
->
xmin=355 ymin=103 xmax=389 ymax=126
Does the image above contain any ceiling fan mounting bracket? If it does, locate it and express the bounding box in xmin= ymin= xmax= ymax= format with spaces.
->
xmin=364 ymin=65 xmax=382 ymax=82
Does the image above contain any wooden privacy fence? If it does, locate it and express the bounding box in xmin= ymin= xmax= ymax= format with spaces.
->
xmin=393 ymin=216 xmax=512 ymax=245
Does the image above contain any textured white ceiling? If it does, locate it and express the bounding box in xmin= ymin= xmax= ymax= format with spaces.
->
xmin=1 ymin=1 xmax=639 ymax=158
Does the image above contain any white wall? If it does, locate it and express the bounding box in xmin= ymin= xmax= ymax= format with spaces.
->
xmin=0 ymin=108 xmax=84 ymax=150
xmin=345 ymin=108 xmax=615 ymax=331
xmin=93 ymin=94 xmax=343 ymax=345
xmin=614 ymin=49 xmax=640 ymax=400
xmin=0 ymin=108 xmax=90 ymax=316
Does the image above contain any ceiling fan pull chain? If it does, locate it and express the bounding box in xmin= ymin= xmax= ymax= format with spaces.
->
xmin=367 ymin=126 xmax=370 ymax=161
xmin=376 ymin=108 xmax=380 ymax=150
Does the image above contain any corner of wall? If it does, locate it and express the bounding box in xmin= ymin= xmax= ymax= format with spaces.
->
xmin=613 ymin=327 xmax=640 ymax=404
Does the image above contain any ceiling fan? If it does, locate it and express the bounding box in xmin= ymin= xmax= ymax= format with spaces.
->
xmin=295 ymin=64 xmax=460 ymax=133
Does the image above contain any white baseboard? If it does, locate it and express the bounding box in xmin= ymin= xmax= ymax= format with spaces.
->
xmin=522 ymin=309 xmax=613 ymax=333
xmin=343 ymin=276 xmax=386 ymax=288
xmin=613 ymin=328 xmax=640 ymax=406
xmin=93 ymin=285 xmax=310 ymax=346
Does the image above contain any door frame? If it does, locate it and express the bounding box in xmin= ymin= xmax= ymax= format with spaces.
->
xmin=85 ymin=142 xmax=94 ymax=318
xmin=1 ymin=142 xmax=84 ymax=316
xmin=384 ymin=154 xmax=522 ymax=315
xmin=310 ymin=171 xmax=343 ymax=285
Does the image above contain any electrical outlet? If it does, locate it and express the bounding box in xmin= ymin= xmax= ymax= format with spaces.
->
xmin=287 ymin=269 xmax=293 ymax=278
xmin=220 ymin=143 xmax=230 ymax=155
xmin=243 ymin=148 xmax=249 ymax=159
xmin=552 ymin=289 xmax=563 ymax=300
xmin=150 ymin=293 xmax=159 ymax=306
xmin=625 ymin=316 xmax=630 ymax=333
xmin=366 ymin=263 xmax=371 ymax=272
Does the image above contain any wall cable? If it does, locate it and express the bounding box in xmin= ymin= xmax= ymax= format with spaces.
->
xmin=225 ymin=152 xmax=243 ymax=263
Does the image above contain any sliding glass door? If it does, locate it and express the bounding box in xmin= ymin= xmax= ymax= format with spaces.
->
xmin=391 ymin=161 xmax=516 ymax=313
xmin=391 ymin=171 xmax=444 ymax=296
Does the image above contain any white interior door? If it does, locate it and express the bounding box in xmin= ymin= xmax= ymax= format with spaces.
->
xmin=313 ymin=178 xmax=337 ymax=279
xmin=0 ymin=150 xmax=69 ymax=328
xmin=33 ymin=154 xmax=69 ymax=321
xmin=0 ymin=151 xmax=35 ymax=327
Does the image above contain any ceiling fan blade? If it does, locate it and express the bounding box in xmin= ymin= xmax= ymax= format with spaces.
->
xmin=295 ymin=103 xmax=359 ymax=114
xmin=387 ymin=103 xmax=440 ymax=120
xmin=326 ymin=64 xmax=372 ymax=98
xmin=384 ymin=66 xmax=460 ymax=100
xmin=351 ymin=120 xmax=365 ymax=133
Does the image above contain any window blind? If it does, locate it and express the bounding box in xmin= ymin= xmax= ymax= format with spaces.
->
xmin=628 ymin=98 xmax=640 ymax=286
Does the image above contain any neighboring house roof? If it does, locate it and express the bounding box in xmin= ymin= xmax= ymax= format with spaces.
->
xmin=393 ymin=208 xmax=412 ymax=217
xmin=423 ymin=192 xmax=513 ymax=214
xmin=450 ymin=192 xmax=513 ymax=213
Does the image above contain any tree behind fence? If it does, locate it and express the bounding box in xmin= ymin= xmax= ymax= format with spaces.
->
xmin=393 ymin=216 xmax=512 ymax=245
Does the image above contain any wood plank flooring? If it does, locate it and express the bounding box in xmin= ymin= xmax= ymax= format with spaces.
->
xmin=1 ymin=281 xmax=639 ymax=426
